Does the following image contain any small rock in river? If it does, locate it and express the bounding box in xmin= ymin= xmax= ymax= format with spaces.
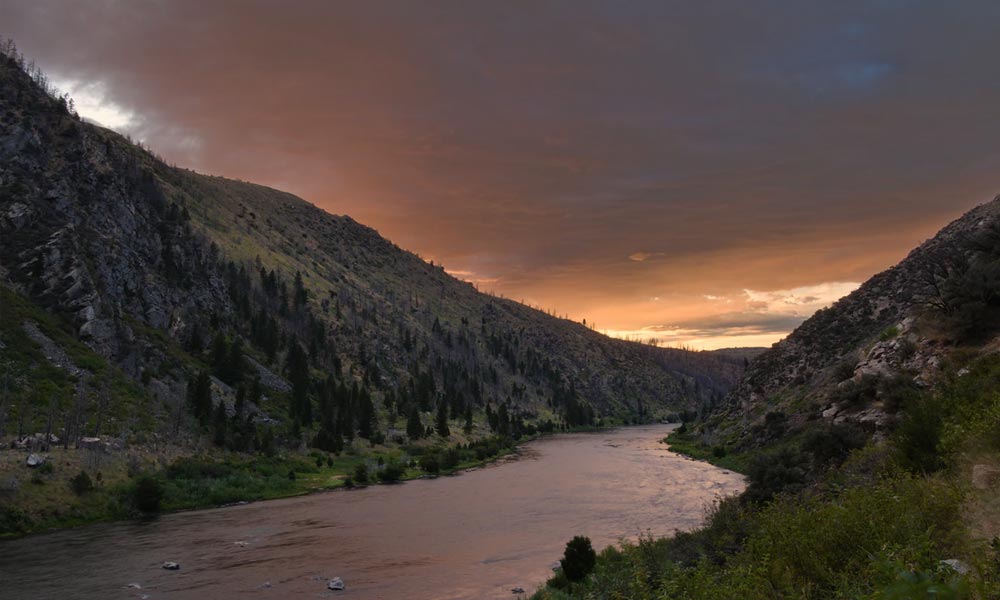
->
xmin=162 ymin=561 xmax=180 ymax=570
xmin=327 ymin=576 xmax=345 ymax=590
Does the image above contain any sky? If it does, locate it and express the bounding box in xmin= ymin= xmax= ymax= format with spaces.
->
xmin=4 ymin=1 xmax=999 ymax=349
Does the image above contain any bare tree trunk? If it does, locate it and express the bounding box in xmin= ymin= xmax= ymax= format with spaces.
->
xmin=44 ymin=395 xmax=55 ymax=452
xmin=16 ymin=397 xmax=27 ymax=441
xmin=171 ymin=395 xmax=184 ymax=440
xmin=71 ymin=378 xmax=87 ymax=448
xmin=0 ymin=364 xmax=9 ymax=440
xmin=95 ymin=379 xmax=109 ymax=439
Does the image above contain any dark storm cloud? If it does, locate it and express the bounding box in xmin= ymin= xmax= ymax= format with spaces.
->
xmin=3 ymin=0 xmax=999 ymax=346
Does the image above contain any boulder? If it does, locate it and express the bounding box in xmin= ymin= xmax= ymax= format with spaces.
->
xmin=79 ymin=437 xmax=103 ymax=450
xmin=26 ymin=454 xmax=45 ymax=468
xmin=972 ymin=464 xmax=1000 ymax=490
xmin=162 ymin=562 xmax=180 ymax=570
xmin=939 ymin=559 xmax=970 ymax=575
xmin=327 ymin=577 xmax=345 ymax=590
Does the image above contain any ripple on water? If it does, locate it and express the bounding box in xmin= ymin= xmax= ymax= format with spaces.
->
xmin=0 ymin=425 xmax=744 ymax=600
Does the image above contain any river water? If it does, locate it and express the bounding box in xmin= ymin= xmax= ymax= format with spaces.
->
xmin=0 ymin=424 xmax=744 ymax=599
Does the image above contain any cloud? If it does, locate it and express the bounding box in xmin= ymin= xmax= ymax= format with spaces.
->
xmin=743 ymin=282 xmax=861 ymax=316
xmin=5 ymin=1 xmax=999 ymax=346
xmin=445 ymin=268 xmax=500 ymax=286
xmin=606 ymin=281 xmax=859 ymax=349
xmin=50 ymin=76 xmax=135 ymax=131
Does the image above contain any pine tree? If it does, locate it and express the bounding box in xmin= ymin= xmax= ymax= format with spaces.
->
xmin=285 ymin=339 xmax=312 ymax=426
xmin=210 ymin=332 xmax=228 ymax=371
xmin=223 ymin=336 xmax=245 ymax=384
xmin=463 ymin=404 xmax=474 ymax=434
xmin=186 ymin=370 xmax=212 ymax=423
xmin=212 ymin=400 xmax=227 ymax=447
xmin=406 ymin=407 xmax=423 ymax=440
xmin=358 ymin=387 xmax=375 ymax=439
xmin=436 ymin=402 xmax=450 ymax=438
xmin=293 ymin=271 xmax=308 ymax=309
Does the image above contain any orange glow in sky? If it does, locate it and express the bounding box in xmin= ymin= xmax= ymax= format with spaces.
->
xmin=6 ymin=1 xmax=998 ymax=348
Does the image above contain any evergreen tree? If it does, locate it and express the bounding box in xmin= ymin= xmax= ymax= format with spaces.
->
xmin=293 ymin=271 xmax=308 ymax=309
xmin=358 ymin=387 xmax=375 ymax=439
xmin=406 ymin=407 xmax=424 ymax=440
xmin=463 ymin=404 xmax=474 ymax=434
xmin=285 ymin=339 xmax=312 ymax=426
xmin=187 ymin=322 xmax=203 ymax=354
xmin=222 ymin=336 xmax=245 ymax=384
xmin=234 ymin=385 xmax=246 ymax=421
xmin=210 ymin=332 xmax=228 ymax=371
xmin=560 ymin=536 xmax=597 ymax=582
xmin=436 ymin=402 xmax=450 ymax=438
xmin=212 ymin=400 xmax=227 ymax=447
xmin=186 ymin=370 xmax=212 ymax=423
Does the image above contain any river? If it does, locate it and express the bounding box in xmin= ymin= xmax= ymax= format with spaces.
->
xmin=0 ymin=424 xmax=744 ymax=599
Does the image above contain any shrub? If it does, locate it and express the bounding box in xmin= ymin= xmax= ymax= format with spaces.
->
xmin=801 ymin=423 xmax=866 ymax=467
xmin=133 ymin=475 xmax=165 ymax=513
xmin=353 ymin=463 xmax=369 ymax=485
xmin=377 ymin=461 xmax=405 ymax=483
xmin=893 ymin=394 xmax=945 ymax=473
xmin=880 ymin=375 xmax=922 ymax=414
xmin=744 ymin=446 xmax=808 ymax=504
xmin=70 ymin=470 xmax=94 ymax=495
xmin=419 ymin=453 xmax=440 ymax=475
xmin=879 ymin=325 xmax=900 ymax=341
xmin=831 ymin=374 xmax=880 ymax=408
xmin=833 ymin=358 xmax=858 ymax=382
xmin=560 ymin=535 xmax=597 ymax=582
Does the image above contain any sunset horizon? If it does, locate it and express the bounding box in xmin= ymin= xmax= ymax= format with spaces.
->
xmin=5 ymin=1 xmax=996 ymax=350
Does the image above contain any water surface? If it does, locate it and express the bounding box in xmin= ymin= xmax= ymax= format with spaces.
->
xmin=0 ymin=424 xmax=744 ymax=599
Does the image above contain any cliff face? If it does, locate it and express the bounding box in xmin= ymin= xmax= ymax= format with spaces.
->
xmin=711 ymin=196 xmax=1000 ymax=446
xmin=0 ymin=51 xmax=748 ymax=439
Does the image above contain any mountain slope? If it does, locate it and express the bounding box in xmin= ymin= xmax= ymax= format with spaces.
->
xmin=704 ymin=195 xmax=1000 ymax=448
xmin=0 ymin=46 xmax=745 ymax=454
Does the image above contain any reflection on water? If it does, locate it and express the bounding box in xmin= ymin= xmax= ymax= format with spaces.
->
xmin=0 ymin=425 xmax=744 ymax=599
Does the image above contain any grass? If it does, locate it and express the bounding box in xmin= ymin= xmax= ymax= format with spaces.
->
xmin=661 ymin=428 xmax=750 ymax=473
xmin=0 ymin=430 xmax=523 ymax=537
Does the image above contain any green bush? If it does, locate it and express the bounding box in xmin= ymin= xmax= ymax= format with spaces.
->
xmin=893 ymin=394 xmax=945 ymax=474
xmin=743 ymin=446 xmax=808 ymax=504
xmin=353 ymin=463 xmax=369 ymax=485
xmin=70 ymin=470 xmax=94 ymax=495
xmin=560 ymin=536 xmax=597 ymax=582
xmin=419 ymin=453 xmax=440 ymax=475
xmin=801 ymin=423 xmax=866 ymax=467
xmin=377 ymin=461 xmax=405 ymax=483
xmin=133 ymin=475 xmax=165 ymax=513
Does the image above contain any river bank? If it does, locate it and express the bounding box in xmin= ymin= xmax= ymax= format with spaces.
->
xmin=0 ymin=424 xmax=744 ymax=599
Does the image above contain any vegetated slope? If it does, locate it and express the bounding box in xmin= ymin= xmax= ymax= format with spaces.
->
xmin=0 ymin=46 xmax=745 ymax=454
xmin=705 ymin=196 xmax=1000 ymax=449
xmin=535 ymin=198 xmax=1000 ymax=599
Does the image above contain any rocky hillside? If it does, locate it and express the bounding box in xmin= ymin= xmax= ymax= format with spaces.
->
xmin=706 ymin=195 xmax=1000 ymax=448
xmin=0 ymin=47 xmax=746 ymax=453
